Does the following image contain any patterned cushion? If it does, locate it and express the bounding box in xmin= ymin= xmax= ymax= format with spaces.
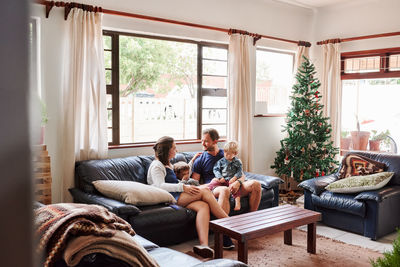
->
xmin=325 ymin=172 xmax=394 ymax=193
xmin=338 ymin=153 xmax=387 ymax=179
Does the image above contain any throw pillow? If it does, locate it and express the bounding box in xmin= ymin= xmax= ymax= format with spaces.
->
xmin=338 ymin=153 xmax=387 ymax=179
xmin=92 ymin=180 xmax=176 ymax=206
xmin=325 ymin=172 xmax=394 ymax=193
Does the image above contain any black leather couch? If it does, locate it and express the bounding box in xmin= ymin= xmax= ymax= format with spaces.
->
xmin=299 ymin=151 xmax=400 ymax=240
xmin=70 ymin=152 xmax=283 ymax=246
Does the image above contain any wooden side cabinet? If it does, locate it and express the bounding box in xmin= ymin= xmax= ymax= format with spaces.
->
xmin=33 ymin=145 xmax=52 ymax=204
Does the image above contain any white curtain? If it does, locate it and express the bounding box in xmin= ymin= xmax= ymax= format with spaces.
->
xmin=228 ymin=34 xmax=255 ymax=172
xmin=294 ymin=45 xmax=310 ymax=74
xmin=61 ymin=8 xmax=108 ymax=202
xmin=321 ymin=43 xmax=342 ymax=148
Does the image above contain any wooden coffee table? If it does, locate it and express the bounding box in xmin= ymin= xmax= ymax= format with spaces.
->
xmin=210 ymin=205 xmax=321 ymax=264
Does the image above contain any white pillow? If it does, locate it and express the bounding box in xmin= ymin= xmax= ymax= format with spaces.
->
xmin=325 ymin=172 xmax=394 ymax=194
xmin=92 ymin=180 xmax=176 ymax=205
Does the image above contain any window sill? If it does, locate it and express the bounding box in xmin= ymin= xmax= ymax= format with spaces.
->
xmin=109 ymin=139 xmax=226 ymax=150
xmin=254 ymin=114 xmax=286 ymax=117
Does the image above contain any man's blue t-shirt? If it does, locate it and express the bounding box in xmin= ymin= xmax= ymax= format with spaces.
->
xmin=192 ymin=149 xmax=224 ymax=184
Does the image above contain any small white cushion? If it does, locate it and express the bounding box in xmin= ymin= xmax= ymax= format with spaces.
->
xmin=325 ymin=172 xmax=394 ymax=193
xmin=92 ymin=180 xmax=176 ymax=205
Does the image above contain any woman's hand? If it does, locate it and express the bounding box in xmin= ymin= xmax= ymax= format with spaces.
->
xmin=183 ymin=184 xmax=201 ymax=195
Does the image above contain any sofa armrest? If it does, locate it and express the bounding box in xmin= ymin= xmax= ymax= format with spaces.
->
xmin=355 ymin=185 xmax=400 ymax=202
xmin=69 ymin=188 xmax=141 ymax=217
xmin=298 ymin=174 xmax=338 ymax=195
xmin=244 ymin=172 xmax=283 ymax=190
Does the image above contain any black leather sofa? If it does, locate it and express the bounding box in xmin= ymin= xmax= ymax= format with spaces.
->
xmin=299 ymin=151 xmax=400 ymax=240
xmin=70 ymin=152 xmax=283 ymax=246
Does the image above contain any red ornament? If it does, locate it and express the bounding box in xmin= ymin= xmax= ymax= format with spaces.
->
xmin=285 ymin=156 xmax=289 ymax=160
xmin=315 ymin=171 xmax=319 ymax=177
xmin=321 ymin=171 xmax=325 ymax=176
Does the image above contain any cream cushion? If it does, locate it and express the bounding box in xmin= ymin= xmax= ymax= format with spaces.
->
xmin=325 ymin=172 xmax=394 ymax=194
xmin=92 ymin=180 xmax=176 ymax=205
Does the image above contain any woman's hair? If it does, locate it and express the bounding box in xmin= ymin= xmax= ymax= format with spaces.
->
xmin=153 ymin=136 xmax=174 ymax=165
xmin=224 ymin=141 xmax=239 ymax=154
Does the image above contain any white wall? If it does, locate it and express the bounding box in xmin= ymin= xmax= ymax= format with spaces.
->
xmin=31 ymin=0 xmax=314 ymax=202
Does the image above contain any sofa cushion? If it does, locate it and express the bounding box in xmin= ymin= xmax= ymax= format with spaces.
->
xmin=325 ymin=172 xmax=394 ymax=194
xmin=311 ymin=191 xmax=366 ymax=217
xmin=338 ymin=153 xmax=387 ymax=179
xmin=75 ymin=157 xmax=147 ymax=193
xmin=93 ymin=180 xmax=176 ymax=206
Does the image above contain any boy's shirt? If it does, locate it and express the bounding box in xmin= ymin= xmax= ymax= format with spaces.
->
xmin=213 ymin=157 xmax=243 ymax=181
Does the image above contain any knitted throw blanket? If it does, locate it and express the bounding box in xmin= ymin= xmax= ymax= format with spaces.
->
xmin=34 ymin=203 xmax=135 ymax=267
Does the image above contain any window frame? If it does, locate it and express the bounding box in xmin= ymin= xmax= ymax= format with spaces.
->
xmin=341 ymin=47 xmax=400 ymax=80
xmin=254 ymin=47 xmax=295 ymax=117
xmin=103 ymin=30 xmax=228 ymax=147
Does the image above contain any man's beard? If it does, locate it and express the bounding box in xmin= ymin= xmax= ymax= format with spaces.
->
xmin=205 ymin=145 xmax=215 ymax=152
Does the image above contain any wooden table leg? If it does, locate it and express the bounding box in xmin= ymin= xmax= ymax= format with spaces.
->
xmin=284 ymin=229 xmax=292 ymax=245
xmin=307 ymin=222 xmax=317 ymax=254
xmin=214 ymin=232 xmax=223 ymax=259
xmin=237 ymin=240 xmax=248 ymax=264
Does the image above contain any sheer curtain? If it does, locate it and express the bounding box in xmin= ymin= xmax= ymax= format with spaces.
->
xmin=321 ymin=42 xmax=342 ymax=148
xmin=228 ymin=34 xmax=256 ymax=171
xmin=61 ymin=8 xmax=108 ymax=202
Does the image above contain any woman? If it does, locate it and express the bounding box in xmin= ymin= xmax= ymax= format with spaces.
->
xmin=147 ymin=136 xmax=229 ymax=258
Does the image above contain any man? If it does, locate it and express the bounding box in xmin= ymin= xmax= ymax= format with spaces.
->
xmin=191 ymin=128 xmax=262 ymax=249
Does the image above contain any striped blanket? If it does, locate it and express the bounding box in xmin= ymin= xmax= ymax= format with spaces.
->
xmin=34 ymin=203 xmax=158 ymax=267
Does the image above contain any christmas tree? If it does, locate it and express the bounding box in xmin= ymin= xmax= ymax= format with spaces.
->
xmin=271 ymin=56 xmax=339 ymax=182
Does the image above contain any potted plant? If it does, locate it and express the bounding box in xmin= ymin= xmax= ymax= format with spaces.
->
xmin=40 ymin=99 xmax=48 ymax=145
xmin=350 ymin=115 xmax=370 ymax=151
xmin=340 ymin=130 xmax=351 ymax=151
xmin=369 ymin=129 xmax=391 ymax=151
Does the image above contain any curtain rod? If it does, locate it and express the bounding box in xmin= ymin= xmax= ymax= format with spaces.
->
xmin=317 ymin=31 xmax=400 ymax=45
xmin=37 ymin=0 xmax=308 ymax=46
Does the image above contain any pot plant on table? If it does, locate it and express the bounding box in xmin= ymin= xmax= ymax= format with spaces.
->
xmin=350 ymin=116 xmax=370 ymax=151
xmin=340 ymin=131 xmax=351 ymax=151
xmin=369 ymin=129 xmax=391 ymax=151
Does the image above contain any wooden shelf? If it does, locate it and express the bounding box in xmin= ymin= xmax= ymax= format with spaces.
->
xmin=33 ymin=145 xmax=52 ymax=204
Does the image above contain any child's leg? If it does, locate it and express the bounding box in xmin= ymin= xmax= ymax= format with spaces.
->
xmin=234 ymin=196 xmax=241 ymax=211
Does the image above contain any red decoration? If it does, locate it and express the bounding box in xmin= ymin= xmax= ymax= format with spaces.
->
xmin=315 ymin=171 xmax=319 ymax=177
xmin=321 ymin=171 xmax=325 ymax=176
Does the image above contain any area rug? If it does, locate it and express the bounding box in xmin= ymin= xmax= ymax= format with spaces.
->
xmin=186 ymin=229 xmax=383 ymax=266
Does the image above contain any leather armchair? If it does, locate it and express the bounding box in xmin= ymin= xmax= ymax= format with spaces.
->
xmin=299 ymin=151 xmax=400 ymax=240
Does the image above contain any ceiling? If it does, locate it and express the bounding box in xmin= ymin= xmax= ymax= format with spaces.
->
xmin=273 ymin=0 xmax=351 ymax=9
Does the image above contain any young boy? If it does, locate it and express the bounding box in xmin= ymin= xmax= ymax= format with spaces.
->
xmin=209 ymin=141 xmax=243 ymax=211
xmin=172 ymin=152 xmax=202 ymax=186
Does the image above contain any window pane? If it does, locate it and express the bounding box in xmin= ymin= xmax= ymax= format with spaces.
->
xmin=344 ymin=57 xmax=380 ymax=73
xmin=119 ymin=36 xmax=198 ymax=143
xmin=202 ymin=75 xmax=227 ymax=89
xmin=103 ymin=35 xmax=111 ymax=50
xmin=104 ymin=51 xmax=111 ymax=69
xmin=108 ymin=128 xmax=112 ymax=143
xmin=202 ymin=124 xmax=227 ymax=138
xmin=106 ymin=94 xmax=112 ymax=108
xmin=341 ymin=79 xmax=400 ymax=153
xmin=203 ymin=60 xmax=227 ymax=76
xmin=107 ymin=109 xmax=112 ymax=128
xmin=106 ymin=69 xmax=111 ymax=85
xmin=202 ymin=96 xmax=226 ymax=108
xmin=203 ymin=47 xmax=227 ymax=60
xmin=202 ymin=109 xmax=226 ymax=124
xmin=255 ymin=49 xmax=294 ymax=114
xmin=389 ymin=54 xmax=400 ymax=71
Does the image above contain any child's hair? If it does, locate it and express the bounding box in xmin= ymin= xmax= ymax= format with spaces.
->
xmin=224 ymin=141 xmax=239 ymax=154
xmin=173 ymin=161 xmax=190 ymax=179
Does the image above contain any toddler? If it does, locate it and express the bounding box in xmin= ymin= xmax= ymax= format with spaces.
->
xmin=173 ymin=152 xmax=202 ymax=186
xmin=209 ymin=141 xmax=243 ymax=211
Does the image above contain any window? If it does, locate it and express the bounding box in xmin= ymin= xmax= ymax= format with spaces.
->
xmin=255 ymin=49 xmax=294 ymax=115
xmin=104 ymin=31 xmax=227 ymax=145
xmin=341 ymin=47 xmax=400 ymax=153
xmin=29 ymin=17 xmax=41 ymax=97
